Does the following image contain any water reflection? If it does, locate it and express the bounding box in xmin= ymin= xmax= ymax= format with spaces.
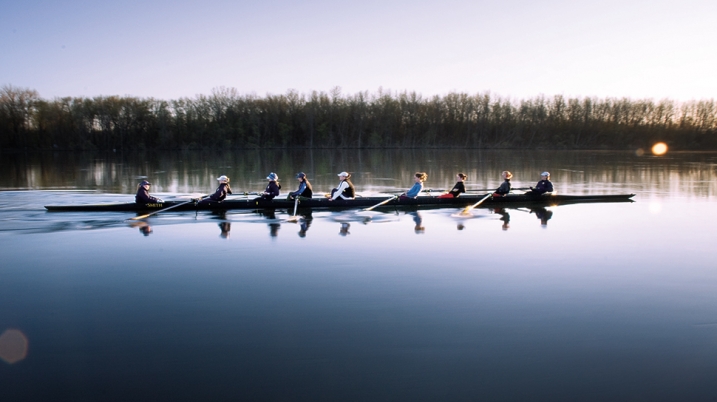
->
xmin=210 ymin=211 xmax=231 ymax=239
xmin=298 ymin=211 xmax=313 ymax=238
xmin=493 ymin=208 xmax=510 ymax=230
xmin=253 ymin=210 xmax=281 ymax=237
xmin=410 ymin=211 xmax=425 ymax=234
xmin=218 ymin=222 xmax=231 ymax=238
xmin=339 ymin=222 xmax=350 ymax=236
xmin=6 ymin=150 xmax=717 ymax=198
xmin=128 ymin=221 xmax=153 ymax=236
xmin=531 ymin=207 xmax=553 ymax=227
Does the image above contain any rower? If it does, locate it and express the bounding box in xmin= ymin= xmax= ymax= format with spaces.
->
xmin=401 ymin=172 xmax=428 ymax=199
xmin=437 ymin=173 xmax=466 ymax=198
xmin=492 ymin=171 xmax=512 ymax=197
xmin=199 ymin=175 xmax=232 ymax=205
xmin=328 ymin=172 xmax=355 ymax=201
xmin=259 ymin=172 xmax=281 ymax=200
xmin=524 ymin=171 xmax=554 ymax=197
xmin=135 ymin=180 xmax=163 ymax=204
xmin=288 ymin=172 xmax=313 ymax=200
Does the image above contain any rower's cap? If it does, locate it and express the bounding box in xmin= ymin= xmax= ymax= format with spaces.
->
xmin=296 ymin=172 xmax=306 ymax=179
xmin=541 ymin=171 xmax=550 ymax=177
xmin=502 ymin=171 xmax=513 ymax=179
xmin=217 ymin=175 xmax=229 ymax=182
xmin=267 ymin=172 xmax=278 ymax=181
xmin=140 ymin=180 xmax=151 ymax=186
xmin=338 ymin=171 xmax=349 ymax=177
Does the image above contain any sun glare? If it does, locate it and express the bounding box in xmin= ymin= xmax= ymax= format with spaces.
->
xmin=652 ymin=142 xmax=668 ymax=156
xmin=0 ymin=329 xmax=29 ymax=364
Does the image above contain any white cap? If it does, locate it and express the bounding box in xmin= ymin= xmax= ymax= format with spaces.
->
xmin=338 ymin=171 xmax=349 ymax=177
xmin=217 ymin=175 xmax=229 ymax=182
xmin=541 ymin=171 xmax=550 ymax=177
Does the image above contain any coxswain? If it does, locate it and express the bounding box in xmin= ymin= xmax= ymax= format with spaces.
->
xmin=135 ymin=180 xmax=163 ymax=204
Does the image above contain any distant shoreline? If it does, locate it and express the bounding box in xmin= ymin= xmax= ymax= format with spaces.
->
xmin=2 ymin=85 xmax=716 ymax=151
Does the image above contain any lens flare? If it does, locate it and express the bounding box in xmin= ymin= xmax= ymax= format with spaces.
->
xmin=652 ymin=142 xmax=668 ymax=156
xmin=0 ymin=329 xmax=29 ymax=364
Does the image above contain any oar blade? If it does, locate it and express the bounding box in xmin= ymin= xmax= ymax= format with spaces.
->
xmin=128 ymin=213 xmax=151 ymax=221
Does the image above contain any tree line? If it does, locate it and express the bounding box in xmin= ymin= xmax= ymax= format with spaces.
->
xmin=1 ymin=85 xmax=715 ymax=151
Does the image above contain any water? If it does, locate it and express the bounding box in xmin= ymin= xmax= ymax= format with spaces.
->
xmin=1 ymin=150 xmax=717 ymax=401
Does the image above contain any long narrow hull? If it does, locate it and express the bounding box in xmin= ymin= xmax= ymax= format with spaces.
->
xmin=45 ymin=193 xmax=635 ymax=212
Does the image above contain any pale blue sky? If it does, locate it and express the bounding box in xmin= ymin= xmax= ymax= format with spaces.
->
xmin=1 ymin=0 xmax=715 ymax=100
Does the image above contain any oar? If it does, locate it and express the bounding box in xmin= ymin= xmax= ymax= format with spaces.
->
xmin=227 ymin=192 xmax=259 ymax=198
xmin=286 ymin=197 xmax=300 ymax=222
xmin=455 ymin=193 xmax=492 ymax=216
xmin=421 ymin=187 xmax=530 ymax=193
xmin=128 ymin=195 xmax=206 ymax=221
xmin=362 ymin=195 xmax=398 ymax=211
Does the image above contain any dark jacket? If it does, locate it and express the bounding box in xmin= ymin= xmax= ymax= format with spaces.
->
xmin=532 ymin=179 xmax=554 ymax=195
xmin=290 ymin=180 xmax=313 ymax=198
xmin=448 ymin=181 xmax=466 ymax=197
xmin=263 ymin=181 xmax=281 ymax=200
xmin=135 ymin=187 xmax=161 ymax=204
xmin=494 ymin=179 xmax=511 ymax=195
xmin=209 ymin=183 xmax=232 ymax=202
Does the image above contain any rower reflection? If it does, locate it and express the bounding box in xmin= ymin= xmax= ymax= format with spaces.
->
xmin=531 ymin=207 xmax=553 ymax=227
xmin=211 ymin=211 xmax=231 ymax=238
xmin=258 ymin=210 xmax=281 ymax=238
xmin=219 ymin=222 xmax=231 ymax=238
xmin=298 ymin=211 xmax=313 ymax=238
xmin=410 ymin=212 xmax=425 ymax=234
xmin=339 ymin=222 xmax=350 ymax=236
xmin=493 ymin=208 xmax=510 ymax=231
xmin=128 ymin=220 xmax=153 ymax=236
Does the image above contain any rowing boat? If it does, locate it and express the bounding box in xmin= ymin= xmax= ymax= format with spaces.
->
xmin=44 ymin=193 xmax=635 ymax=212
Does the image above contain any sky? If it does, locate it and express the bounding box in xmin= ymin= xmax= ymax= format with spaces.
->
xmin=1 ymin=0 xmax=715 ymax=101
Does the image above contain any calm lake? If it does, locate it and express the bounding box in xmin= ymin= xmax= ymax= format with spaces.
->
xmin=1 ymin=149 xmax=717 ymax=401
